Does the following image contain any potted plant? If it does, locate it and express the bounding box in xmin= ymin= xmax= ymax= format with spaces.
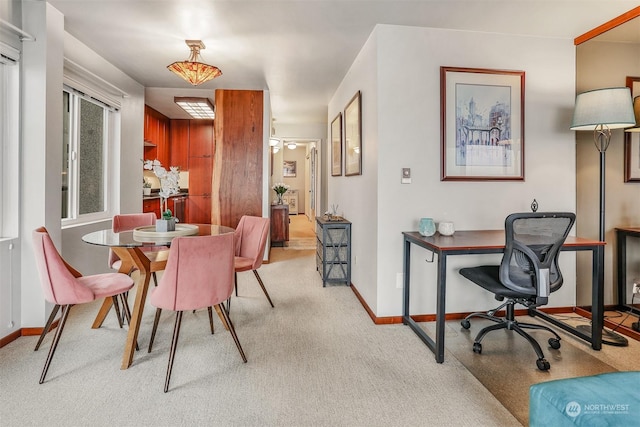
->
xmin=144 ymin=159 xmax=180 ymax=232
xmin=272 ymin=182 xmax=290 ymax=205
xmin=143 ymin=178 xmax=152 ymax=196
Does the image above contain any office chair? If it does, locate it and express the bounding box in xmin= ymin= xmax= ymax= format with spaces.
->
xmin=459 ymin=212 xmax=576 ymax=371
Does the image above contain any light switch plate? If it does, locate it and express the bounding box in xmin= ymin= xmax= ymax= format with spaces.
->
xmin=401 ymin=168 xmax=411 ymax=184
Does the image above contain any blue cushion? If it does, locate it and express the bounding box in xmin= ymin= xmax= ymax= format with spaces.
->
xmin=529 ymin=371 xmax=640 ymax=426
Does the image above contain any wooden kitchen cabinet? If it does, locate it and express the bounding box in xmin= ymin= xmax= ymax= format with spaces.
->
xmin=144 ymin=106 xmax=170 ymax=166
xmin=187 ymin=156 xmax=213 ymax=197
xmin=169 ymin=119 xmax=190 ymax=170
xmin=186 ymin=120 xmax=214 ymax=224
xmin=187 ymin=195 xmax=211 ymax=224
xmin=142 ymin=198 xmax=160 ymax=219
xmin=189 ymin=120 xmax=214 ymax=157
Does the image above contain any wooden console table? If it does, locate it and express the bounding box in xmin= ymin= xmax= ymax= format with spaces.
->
xmin=270 ymin=204 xmax=289 ymax=246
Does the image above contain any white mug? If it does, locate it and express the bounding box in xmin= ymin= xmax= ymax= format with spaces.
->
xmin=438 ymin=221 xmax=455 ymax=236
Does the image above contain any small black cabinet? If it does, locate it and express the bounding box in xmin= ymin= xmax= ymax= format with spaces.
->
xmin=316 ymin=216 xmax=351 ymax=287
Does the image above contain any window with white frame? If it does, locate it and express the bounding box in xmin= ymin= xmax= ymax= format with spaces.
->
xmin=61 ymin=86 xmax=117 ymax=224
xmin=0 ymin=43 xmax=20 ymax=239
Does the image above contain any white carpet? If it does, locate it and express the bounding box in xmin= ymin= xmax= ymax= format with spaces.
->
xmin=0 ymin=250 xmax=519 ymax=426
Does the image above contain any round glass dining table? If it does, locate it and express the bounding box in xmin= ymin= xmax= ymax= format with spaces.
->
xmin=82 ymin=224 xmax=235 ymax=369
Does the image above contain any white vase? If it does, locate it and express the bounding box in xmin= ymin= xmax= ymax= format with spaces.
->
xmin=143 ymin=187 xmax=151 ymax=196
xmin=156 ymin=218 xmax=176 ymax=232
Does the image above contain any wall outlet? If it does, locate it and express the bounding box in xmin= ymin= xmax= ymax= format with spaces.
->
xmin=396 ymin=273 xmax=404 ymax=289
xmin=633 ymin=282 xmax=640 ymax=294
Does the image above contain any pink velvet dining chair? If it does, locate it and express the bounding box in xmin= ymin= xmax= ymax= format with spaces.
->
xmin=233 ymin=215 xmax=273 ymax=307
xmin=33 ymin=213 xmax=156 ymax=352
xmin=109 ymin=212 xmax=166 ymax=285
xmin=147 ymin=233 xmax=247 ymax=393
xmin=32 ymin=227 xmax=135 ymax=384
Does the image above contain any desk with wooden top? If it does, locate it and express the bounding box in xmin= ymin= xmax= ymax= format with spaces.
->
xmin=402 ymin=230 xmax=605 ymax=363
xmin=616 ymin=227 xmax=640 ymax=317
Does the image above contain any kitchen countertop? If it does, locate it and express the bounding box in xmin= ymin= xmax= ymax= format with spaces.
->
xmin=143 ymin=191 xmax=189 ymax=200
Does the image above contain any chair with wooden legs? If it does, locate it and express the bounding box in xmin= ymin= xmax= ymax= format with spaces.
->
xmin=147 ymin=233 xmax=247 ymax=392
xmin=32 ymin=227 xmax=134 ymax=383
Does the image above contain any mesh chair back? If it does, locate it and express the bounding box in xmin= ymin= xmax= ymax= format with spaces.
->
xmin=499 ymin=212 xmax=575 ymax=304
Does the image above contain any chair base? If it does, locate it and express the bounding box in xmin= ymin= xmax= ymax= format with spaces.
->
xmin=461 ymin=299 xmax=561 ymax=371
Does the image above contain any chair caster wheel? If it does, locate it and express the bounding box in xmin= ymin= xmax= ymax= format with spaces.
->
xmin=472 ymin=342 xmax=482 ymax=354
xmin=548 ymin=337 xmax=561 ymax=349
xmin=536 ymin=358 xmax=550 ymax=371
xmin=461 ymin=319 xmax=471 ymax=329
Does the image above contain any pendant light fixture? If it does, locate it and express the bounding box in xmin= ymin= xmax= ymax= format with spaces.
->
xmin=167 ymin=40 xmax=222 ymax=86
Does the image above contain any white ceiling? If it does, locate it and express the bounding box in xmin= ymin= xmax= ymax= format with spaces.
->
xmin=46 ymin=1 xmax=639 ymax=125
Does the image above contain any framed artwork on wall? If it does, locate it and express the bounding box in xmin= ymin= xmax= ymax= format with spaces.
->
xmin=283 ymin=160 xmax=297 ymax=177
xmin=331 ymin=112 xmax=342 ymax=176
xmin=344 ymin=91 xmax=362 ymax=176
xmin=440 ymin=66 xmax=525 ymax=181
xmin=624 ymin=76 xmax=640 ymax=182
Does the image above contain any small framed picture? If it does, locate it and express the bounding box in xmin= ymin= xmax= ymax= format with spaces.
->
xmin=331 ymin=113 xmax=342 ymax=176
xmin=344 ymin=91 xmax=362 ymax=176
xmin=624 ymin=76 xmax=640 ymax=182
xmin=283 ymin=160 xmax=297 ymax=177
xmin=441 ymin=66 xmax=525 ymax=181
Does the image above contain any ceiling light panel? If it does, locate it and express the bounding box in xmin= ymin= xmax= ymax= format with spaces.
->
xmin=174 ymin=97 xmax=215 ymax=119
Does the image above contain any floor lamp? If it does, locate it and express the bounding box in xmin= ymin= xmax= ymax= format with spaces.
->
xmin=570 ymin=87 xmax=636 ymax=346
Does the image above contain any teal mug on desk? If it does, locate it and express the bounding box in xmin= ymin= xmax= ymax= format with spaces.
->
xmin=419 ymin=218 xmax=436 ymax=237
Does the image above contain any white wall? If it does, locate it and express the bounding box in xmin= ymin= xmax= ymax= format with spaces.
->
xmin=575 ymin=39 xmax=640 ymax=306
xmin=329 ymin=25 xmax=578 ymax=317
xmin=12 ymin=1 xmax=145 ymax=335
xmin=20 ymin=2 xmax=65 ymax=329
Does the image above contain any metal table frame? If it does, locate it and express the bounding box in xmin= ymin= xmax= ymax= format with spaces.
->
xmin=402 ymin=230 xmax=605 ymax=363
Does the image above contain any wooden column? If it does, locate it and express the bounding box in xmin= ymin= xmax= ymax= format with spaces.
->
xmin=213 ymin=90 xmax=263 ymax=228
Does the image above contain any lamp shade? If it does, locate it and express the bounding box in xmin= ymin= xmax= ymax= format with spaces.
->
xmin=167 ymin=40 xmax=222 ymax=86
xmin=626 ymin=96 xmax=640 ymax=133
xmin=570 ymin=87 xmax=635 ymax=131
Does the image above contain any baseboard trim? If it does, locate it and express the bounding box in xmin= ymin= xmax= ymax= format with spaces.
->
xmin=350 ymin=283 xmax=576 ymax=325
xmin=0 ymin=329 xmax=21 ymax=348
xmin=0 ymin=319 xmax=59 ymax=349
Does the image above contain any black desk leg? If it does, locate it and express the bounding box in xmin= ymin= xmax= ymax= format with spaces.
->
xmin=617 ymin=231 xmax=626 ymax=309
xmin=591 ymin=245 xmax=604 ymax=350
xmin=435 ymin=253 xmax=447 ymax=363
xmin=403 ymin=238 xmax=410 ymax=322
xmin=402 ymin=237 xmax=439 ymax=360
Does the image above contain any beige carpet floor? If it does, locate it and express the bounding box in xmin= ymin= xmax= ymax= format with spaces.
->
xmin=0 ymin=248 xmax=519 ymax=427
xmin=441 ymin=316 xmax=622 ymax=425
